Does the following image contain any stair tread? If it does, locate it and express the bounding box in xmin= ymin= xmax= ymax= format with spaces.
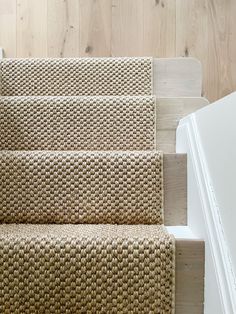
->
xmin=0 ymin=57 xmax=152 ymax=96
xmin=0 ymin=95 xmax=156 ymax=151
xmin=0 ymin=150 xmax=163 ymax=224
xmin=0 ymin=224 xmax=174 ymax=313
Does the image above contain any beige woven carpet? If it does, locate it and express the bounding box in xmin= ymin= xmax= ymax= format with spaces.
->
xmin=0 ymin=57 xmax=152 ymax=96
xmin=0 ymin=224 xmax=175 ymax=314
xmin=0 ymin=151 xmax=163 ymax=224
xmin=0 ymin=96 xmax=156 ymax=151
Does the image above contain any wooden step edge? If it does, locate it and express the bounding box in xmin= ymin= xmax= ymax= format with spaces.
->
xmin=167 ymin=227 xmax=205 ymax=314
xmin=156 ymin=97 xmax=209 ymax=153
xmin=164 ymin=153 xmax=187 ymax=226
xmin=153 ymin=58 xmax=202 ymax=98
xmin=175 ymin=238 xmax=205 ymax=314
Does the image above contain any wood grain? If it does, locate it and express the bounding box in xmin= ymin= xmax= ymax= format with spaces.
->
xmin=111 ymin=0 xmax=143 ymax=56
xmin=142 ymin=0 xmax=176 ymax=57
xmin=16 ymin=0 xmax=47 ymax=57
xmin=156 ymin=97 xmax=209 ymax=152
xmin=176 ymin=0 xmax=236 ymax=102
xmin=111 ymin=0 xmax=175 ymax=57
xmin=0 ymin=0 xmax=235 ymax=101
xmin=164 ymin=154 xmax=187 ymax=226
xmin=153 ymin=58 xmax=202 ymax=97
xmin=47 ymin=0 xmax=80 ymax=57
xmin=175 ymin=239 xmax=205 ymax=314
xmin=0 ymin=0 xmax=16 ymax=57
xmin=79 ymin=0 xmax=111 ymax=57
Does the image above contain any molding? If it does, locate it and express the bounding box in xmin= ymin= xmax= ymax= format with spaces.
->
xmin=176 ymin=115 xmax=236 ymax=314
xmin=166 ymin=226 xmax=197 ymax=239
xmin=0 ymin=48 xmax=3 ymax=59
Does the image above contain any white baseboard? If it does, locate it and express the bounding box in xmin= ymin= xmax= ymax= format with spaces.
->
xmin=176 ymin=115 xmax=236 ymax=314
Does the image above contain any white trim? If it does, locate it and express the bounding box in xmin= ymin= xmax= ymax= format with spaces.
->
xmin=176 ymin=115 xmax=236 ymax=314
xmin=0 ymin=48 xmax=3 ymax=59
xmin=166 ymin=226 xmax=197 ymax=239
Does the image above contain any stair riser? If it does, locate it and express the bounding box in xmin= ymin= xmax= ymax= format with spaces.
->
xmin=156 ymin=97 xmax=209 ymax=153
xmin=175 ymin=240 xmax=205 ymax=314
xmin=164 ymin=154 xmax=187 ymax=226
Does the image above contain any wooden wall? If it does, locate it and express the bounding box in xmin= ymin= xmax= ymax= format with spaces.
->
xmin=0 ymin=0 xmax=235 ymax=102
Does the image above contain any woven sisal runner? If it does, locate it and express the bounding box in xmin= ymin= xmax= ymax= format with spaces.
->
xmin=0 ymin=224 xmax=175 ymax=314
xmin=0 ymin=96 xmax=156 ymax=151
xmin=0 ymin=57 xmax=153 ymax=96
xmin=0 ymin=56 xmax=175 ymax=313
xmin=0 ymin=150 xmax=163 ymax=224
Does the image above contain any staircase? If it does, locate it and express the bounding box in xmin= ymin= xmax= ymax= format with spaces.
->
xmin=0 ymin=57 xmax=206 ymax=313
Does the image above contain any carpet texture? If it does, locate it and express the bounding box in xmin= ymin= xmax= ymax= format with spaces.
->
xmin=0 ymin=57 xmax=153 ymax=96
xmin=0 ymin=96 xmax=156 ymax=151
xmin=0 ymin=224 xmax=175 ymax=314
xmin=0 ymin=150 xmax=163 ymax=224
xmin=0 ymin=56 xmax=175 ymax=313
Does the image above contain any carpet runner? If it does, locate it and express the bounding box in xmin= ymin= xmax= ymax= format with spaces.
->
xmin=0 ymin=57 xmax=175 ymax=313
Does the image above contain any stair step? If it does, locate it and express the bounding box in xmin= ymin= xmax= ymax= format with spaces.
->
xmin=0 ymin=151 xmax=187 ymax=226
xmin=0 ymin=224 xmax=175 ymax=313
xmin=167 ymin=227 xmax=205 ymax=314
xmin=175 ymin=239 xmax=205 ymax=314
xmin=164 ymin=154 xmax=187 ymax=226
xmin=0 ymin=57 xmax=152 ymax=96
xmin=0 ymin=95 xmax=156 ymax=151
xmin=156 ymin=97 xmax=209 ymax=153
xmin=0 ymin=150 xmax=163 ymax=224
xmin=153 ymin=58 xmax=202 ymax=97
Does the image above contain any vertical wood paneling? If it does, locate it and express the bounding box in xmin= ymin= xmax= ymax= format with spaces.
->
xmin=16 ymin=0 xmax=47 ymax=57
xmin=79 ymin=0 xmax=111 ymax=57
xmin=143 ymin=0 xmax=176 ymax=57
xmin=111 ymin=0 xmax=144 ymax=56
xmin=0 ymin=0 xmax=16 ymax=57
xmin=47 ymin=0 xmax=80 ymax=57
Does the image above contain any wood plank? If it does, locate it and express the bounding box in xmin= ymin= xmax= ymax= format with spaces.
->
xmin=0 ymin=0 xmax=236 ymax=102
xmin=175 ymin=239 xmax=205 ymax=314
xmin=111 ymin=0 xmax=175 ymax=57
xmin=156 ymin=97 xmax=209 ymax=153
xmin=111 ymin=0 xmax=143 ymax=56
xmin=164 ymin=154 xmax=187 ymax=226
xmin=0 ymin=0 xmax=16 ymax=57
xmin=142 ymin=0 xmax=176 ymax=57
xmin=153 ymin=58 xmax=202 ymax=97
xmin=176 ymin=0 xmax=236 ymax=102
xmin=157 ymin=130 xmax=176 ymax=153
xmin=16 ymin=0 xmax=47 ymax=57
xmin=47 ymin=0 xmax=80 ymax=57
xmin=206 ymin=0 xmax=236 ymax=101
xmin=79 ymin=0 xmax=111 ymax=57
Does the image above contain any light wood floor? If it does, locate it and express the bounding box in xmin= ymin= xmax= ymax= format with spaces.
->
xmin=0 ymin=0 xmax=235 ymax=102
